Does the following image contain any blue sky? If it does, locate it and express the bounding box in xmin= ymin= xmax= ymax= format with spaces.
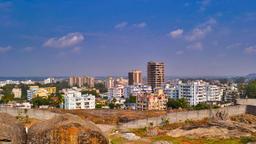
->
xmin=0 ymin=0 xmax=256 ymax=77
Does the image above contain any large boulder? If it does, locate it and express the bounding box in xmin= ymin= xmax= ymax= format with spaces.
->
xmin=27 ymin=114 xmax=108 ymax=144
xmin=0 ymin=113 xmax=26 ymax=144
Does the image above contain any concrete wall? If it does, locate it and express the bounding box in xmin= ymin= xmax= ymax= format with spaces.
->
xmin=0 ymin=104 xmax=255 ymax=130
xmin=246 ymin=105 xmax=256 ymax=115
xmin=236 ymin=99 xmax=256 ymax=106
xmin=120 ymin=105 xmax=248 ymax=129
xmin=0 ymin=107 xmax=58 ymax=120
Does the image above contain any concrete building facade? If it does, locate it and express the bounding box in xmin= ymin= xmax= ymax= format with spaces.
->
xmin=128 ymin=70 xmax=142 ymax=85
xmin=68 ymin=76 xmax=95 ymax=88
xmin=136 ymin=89 xmax=167 ymax=110
xmin=64 ymin=90 xmax=95 ymax=109
xmin=147 ymin=61 xmax=165 ymax=90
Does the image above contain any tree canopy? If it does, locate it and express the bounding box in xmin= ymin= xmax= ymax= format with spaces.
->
xmin=245 ymin=80 xmax=256 ymax=98
xmin=94 ymin=83 xmax=108 ymax=93
xmin=167 ymin=98 xmax=190 ymax=109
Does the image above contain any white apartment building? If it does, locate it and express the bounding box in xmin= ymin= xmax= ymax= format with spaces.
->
xmin=64 ymin=90 xmax=95 ymax=110
xmin=21 ymin=80 xmax=35 ymax=85
xmin=124 ymin=85 xmax=152 ymax=98
xmin=44 ymin=77 xmax=55 ymax=84
xmin=206 ymin=84 xmax=222 ymax=101
xmin=222 ymin=83 xmax=239 ymax=102
xmin=178 ymin=80 xmax=223 ymax=105
xmin=179 ymin=80 xmax=207 ymax=105
xmin=164 ymin=85 xmax=179 ymax=99
xmin=0 ymin=80 xmax=20 ymax=87
xmin=108 ymin=85 xmax=124 ymax=100
xmin=105 ymin=77 xmax=115 ymax=89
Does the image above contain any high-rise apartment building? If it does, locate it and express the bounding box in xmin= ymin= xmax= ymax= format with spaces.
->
xmin=68 ymin=76 xmax=95 ymax=88
xmin=128 ymin=70 xmax=142 ymax=85
xmin=147 ymin=61 xmax=165 ymax=90
xmin=105 ymin=77 xmax=115 ymax=89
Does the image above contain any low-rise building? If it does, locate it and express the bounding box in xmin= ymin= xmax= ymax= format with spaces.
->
xmin=124 ymin=85 xmax=152 ymax=98
xmin=164 ymin=84 xmax=179 ymax=99
xmin=27 ymin=86 xmax=56 ymax=100
xmin=15 ymin=102 xmax=32 ymax=109
xmin=136 ymin=89 xmax=167 ymax=110
xmin=0 ymin=80 xmax=20 ymax=87
xmin=64 ymin=90 xmax=95 ymax=109
xmin=222 ymin=83 xmax=239 ymax=102
xmin=108 ymin=85 xmax=124 ymax=100
xmin=43 ymin=77 xmax=55 ymax=84
xmin=12 ymin=88 xmax=22 ymax=98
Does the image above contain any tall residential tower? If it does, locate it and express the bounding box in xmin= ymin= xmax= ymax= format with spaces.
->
xmin=128 ymin=70 xmax=142 ymax=85
xmin=147 ymin=61 xmax=165 ymax=90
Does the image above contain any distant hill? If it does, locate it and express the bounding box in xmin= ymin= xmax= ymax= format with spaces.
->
xmin=246 ymin=73 xmax=256 ymax=80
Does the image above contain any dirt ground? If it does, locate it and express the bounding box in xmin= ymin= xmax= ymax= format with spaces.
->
xmin=49 ymin=109 xmax=176 ymax=124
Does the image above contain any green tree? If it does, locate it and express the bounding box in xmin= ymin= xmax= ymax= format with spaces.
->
xmin=108 ymin=103 xmax=115 ymax=109
xmin=126 ymin=95 xmax=136 ymax=103
xmin=245 ymin=80 xmax=256 ymax=98
xmin=167 ymin=98 xmax=190 ymax=109
xmin=193 ymin=103 xmax=209 ymax=110
xmin=0 ymin=84 xmax=15 ymax=103
xmin=48 ymin=93 xmax=64 ymax=108
xmin=18 ymin=84 xmax=29 ymax=100
xmin=96 ymin=103 xmax=102 ymax=109
xmin=81 ymin=90 xmax=99 ymax=97
xmin=31 ymin=97 xmax=49 ymax=107
xmin=94 ymin=83 xmax=108 ymax=93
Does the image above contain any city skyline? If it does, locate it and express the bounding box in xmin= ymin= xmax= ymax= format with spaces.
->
xmin=1 ymin=0 xmax=256 ymax=77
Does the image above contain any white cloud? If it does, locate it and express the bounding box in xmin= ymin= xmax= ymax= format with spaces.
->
xmin=133 ymin=22 xmax=147 ymax=28
xmin=175 ymin=50 xmax=184 ymax=55
xmin=169 ymin=29 xmax=184 ymax=38
xmin=187 ymin=42 xmax=203 ymax=51
xmin=114 ymin=22 xmax=128 ymax=29
xmin=244 ymin=46 xmax=256 ymax=54
xmin=186 ymin=18 xmax=216 ymax=42
xmin=0 ymin=46 xmax=11 ymax=53
xmin=43 ymin=32 xmax=84 ymax=48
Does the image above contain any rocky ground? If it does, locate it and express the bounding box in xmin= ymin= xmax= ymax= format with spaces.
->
xmin=0 ymin=113 xmax=108 ymax=144
xmin=27 ymin=114 xmax=108 ymax=144
xmin=1 ymin=110 xmax=256 ymax=144
xmin=108 ymin=114 xmax=256 ymax=144
xmin=0 ymin=113 xmax=26 ymax=144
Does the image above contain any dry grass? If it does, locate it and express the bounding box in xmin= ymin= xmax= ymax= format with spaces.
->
xmin=160 ymin=118 xmax=209 ymax=130
xmin=230 ymin=114 xmax=256 ymax=124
